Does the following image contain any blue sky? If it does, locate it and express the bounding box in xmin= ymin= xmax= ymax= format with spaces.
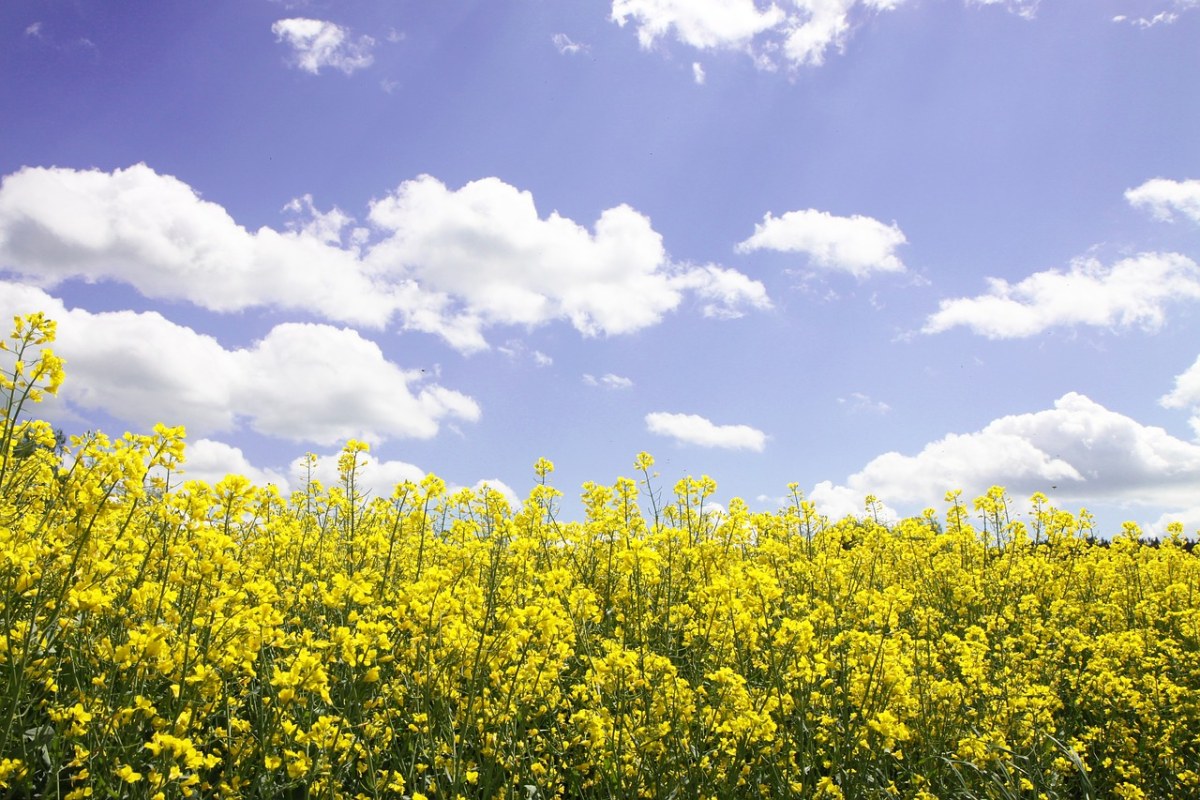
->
xmin=2 ymin=0 xmax=1199 ymax=534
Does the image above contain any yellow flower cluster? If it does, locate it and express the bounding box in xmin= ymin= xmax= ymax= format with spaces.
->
xmin=2 ymin=312 xmax=1200 ymax=799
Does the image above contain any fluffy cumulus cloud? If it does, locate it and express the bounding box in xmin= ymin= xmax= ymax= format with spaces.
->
xmin=0 ymin=165 xmax=768 ymax=352
xmin=611 ymin=0 xmax=907 ymax=67
xmin=737 ymin=208 xmax=907 ymax=278
xmin=0 ymin=283 xmax=479 ymax=446
xmin=0 ymin=164 xmax=394 ymax=326
xmin=472 ymin=478 xmax=521 ymax=508
xmin=181 ymin=440 xmax=288 ymax=489
xmin=272 ymin=18 xmax=375 ymax=75
xmin=645 ymin=412 xmax=767 ymax=451
xmin=810 ymin=393 xmax=1200 ymax=519
xmin=1162 ymin=354 xmax=1200 ymax=438
xmin=923 ymin=252 xmax=1200 ymax=338
xmin=364 ymin=175 xmax=770 ymax=347
xmin=232 ymin=322 xmax=481 ymax=445
xmin=1126 ymin=177 xmax=1200 ymax=224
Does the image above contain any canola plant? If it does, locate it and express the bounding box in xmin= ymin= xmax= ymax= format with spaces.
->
xmin=2 ymin=313 xmax=1199 ymax=799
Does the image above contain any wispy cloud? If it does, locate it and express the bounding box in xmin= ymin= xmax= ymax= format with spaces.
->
xmin=272 ymin=18 xmax=375 ymax=75
xmin=1111 ymin=1 xmax=1197 ymax=29
xmin=1112 ymin=11 xmax=1179 ymax=26
xmin=498 ymin=340 xmax=554 ymax=366
xmin=968 ymin=0 xmax=1040 ymax=21
xmin=839 ymin=392 xmax=891 ymax=414
xmin=584 ymin=373 xmax=634 ymax=389
xmin=552 ymin=33 xmax=589 ymax=55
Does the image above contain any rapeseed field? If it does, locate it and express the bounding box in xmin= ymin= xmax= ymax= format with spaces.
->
xmin=2 ymin=312 xmax=1198 ymax=799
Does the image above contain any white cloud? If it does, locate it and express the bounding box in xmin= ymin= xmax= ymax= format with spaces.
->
xmin=780 ymin=0 xmax=909 ymax=66
xmin=179 ymin=440 xmax=518 ymax=507
xmin=0 ymin=283 xmax=480 ymax=446
xmin=1162 ymin=354 xmax=1200 ymax=438
xmin=287 ymin=448 xmax=426 ymax=499
xmin=923 ymin=252 xmax=1200 ymax=338
xmin=806 ymin=482 xmax=901 ymax=523
xmin=1147 ymin=505 xmax=1200 ymax=538
xmin=272 ymin=18 xmax=375 ymax=75
xmin=968 ymin=0 xmax=1039 ymax=20
xmin=0 ymin=164 xmax=394 ymax=327
xmin=646 ymin=412 xmax=767 ymax=451
xmin=736 ymin=208 xmax=907 ymax=278
xmin=472 ymin=478 xmax=521 ymax=508
xmin=0 ymin=283 xmax=242 ymax=434
xmin=1113 ymin=1 xmax=1198 ymax=27
xmin=497 ymin=340 xmax=554 ymax=366
xmin=1126 ymin=178 xmax=1200 ymax=224
xmin=611 ymin=0 xmax=786 ymax=52
xmin=287 ymin=451 xmax=520 ymax=508
xmin=25 ymin=22 xmax=43 ymax=38
xmin=611 ymin=0 xmax=913 ymax=68
xmin=839 ymin=392 xmax=891 ymax=414
xmin=583 ymin=373 xmax=634 ymax=389
xmin=233 ymin=322 xmax=480 ymax=445
xmin=692 ymin=62 xmax=706 ymax=84
xmin=670 ymin=263 xmax=773 ymax=317
xmin=0 ymin=165 xmax=769 ymax=353
xmin=283 ymin=193 xmax=367 ymax=245
xmin=182 ymin=439 xmax=288 ymax=489
xmin=552 ymin=33 xmax=589 ymax=55
xmin=811 ymin=393 xmax=1200 ymax=517
xmin=809 ymin=482 xmax=872 ymax=521
xmin=1114 ymin=11 xmax=1179 ymax=26
xmin=365 ymin=174 xmax=770 ymax=345
xmin=610 ymin=1 xmax=1193 ymax=69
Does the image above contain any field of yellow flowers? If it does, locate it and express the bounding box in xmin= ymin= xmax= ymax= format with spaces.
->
xmin=2 ymin=312 xmax=1200 ymax=800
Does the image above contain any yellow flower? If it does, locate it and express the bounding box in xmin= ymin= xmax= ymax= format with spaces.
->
xmin=816 ymin=776 xmax=844 ymax=799
xmin=115 ymin=764 xmax=143 ymax=784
